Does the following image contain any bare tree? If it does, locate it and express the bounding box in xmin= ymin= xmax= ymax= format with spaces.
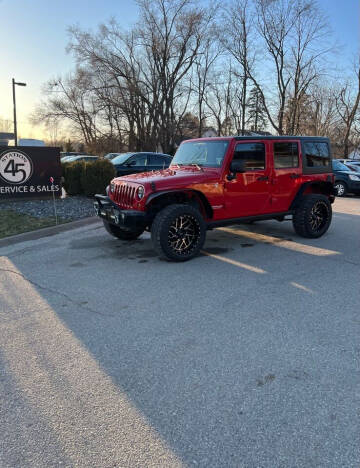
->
xmin=66 ymin=0 xmax=212 ymax=153
xmin=32 ymin=69 xmax=101 ymax=146
xmin=205 ymin=64 xmax=241 ymax=135
xmin=221 ymin=0 xmax=255 ymax=134
xmin=335 ymin=58 xmax=360 ymax=157
xmin=286 ymin=0 xmax=331 ymax=134
xmin=192 ymin=35 xmax=222 ymax=137
xmin=222 ymin=0 xmax=330 ymax=135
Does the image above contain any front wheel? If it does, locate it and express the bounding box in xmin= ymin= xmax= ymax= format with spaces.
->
xmin=292 ymin=195 xmax=332 ymax=238
xmin=151 ymin=204 xmax=206 ymax=261
xmin=103 ymin=220 xmax=144 ymax=240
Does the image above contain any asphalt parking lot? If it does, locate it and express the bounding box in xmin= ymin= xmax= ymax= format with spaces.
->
xmin=1 ymin=197 xmax=359 ymax=467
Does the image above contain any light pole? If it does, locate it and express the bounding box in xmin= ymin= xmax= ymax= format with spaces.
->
xmin=12 ymin=78 xmax=27 ymax=146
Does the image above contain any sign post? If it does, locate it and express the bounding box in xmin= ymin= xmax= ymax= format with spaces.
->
xmin=50 ymin=176 xmax=58 ymax=224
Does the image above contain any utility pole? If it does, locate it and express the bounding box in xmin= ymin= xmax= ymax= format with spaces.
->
xmin=12 ymin=78 xmax=26 ymax=146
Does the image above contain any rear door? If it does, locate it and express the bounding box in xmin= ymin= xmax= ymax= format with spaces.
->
xmin=270 ymin=141 xmax=302 ymax=212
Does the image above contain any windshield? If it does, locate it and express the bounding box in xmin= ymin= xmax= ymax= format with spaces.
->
xmin=111 ymin=153 xmax=133 ymax=164
xmin=347 ymin=164 xmax=360 ymax=172
xmin=332 ymin=160 xmax=350 ymax=171
xmin=171 ymin=140 xmax=229 ymax=168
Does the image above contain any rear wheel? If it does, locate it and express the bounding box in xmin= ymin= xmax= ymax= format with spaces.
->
xmin=292 ymin=194 xmax=332 ymax=238
xmin=103 ymin=220 xmax=144 ymax=240
xmin=334 ymin=181 xmax=347 ymax=197
xmin=151 ymin=204 xmax=206 ymax=261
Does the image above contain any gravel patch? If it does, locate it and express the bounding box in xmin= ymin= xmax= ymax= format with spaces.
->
xmin=0 ymin=196 xmax=95 ymax=221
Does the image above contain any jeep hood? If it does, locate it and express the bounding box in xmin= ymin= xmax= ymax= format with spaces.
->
xmin=113 ymin=166 xmax=221 ymax=189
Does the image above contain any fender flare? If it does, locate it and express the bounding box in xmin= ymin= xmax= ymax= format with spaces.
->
xmin=146 ymin=189 xmax=213 ymax=218
xmin=290 ymin=180 xmax=335 ymax=210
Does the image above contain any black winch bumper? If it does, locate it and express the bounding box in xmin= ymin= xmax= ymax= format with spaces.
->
xmin=94 ymin=195 xmax=147 ymax=231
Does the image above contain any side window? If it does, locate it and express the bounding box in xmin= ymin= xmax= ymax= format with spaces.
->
xmin=274 ymin=142 xmax=299 ymax=169
xmin=304 ymin=142 xmax=330 ymax=167
xmin=148 ymin=154 xmax=168 ymax=166
xmin=233 ymin=143 xmax=265 ymax=170
xmin=130 ymin=154 xmax=147 ymax=166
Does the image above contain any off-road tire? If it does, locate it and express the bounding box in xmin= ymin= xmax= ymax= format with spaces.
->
xmin=334 ymin=181 xmax=347 ymax=197
xmin=103 ymin=220 xmax=144 ymax=240
xmin=151 ymin=204 xmax=206 ymax=261
xmin=292 ymin=194 xmax=332 ymax=238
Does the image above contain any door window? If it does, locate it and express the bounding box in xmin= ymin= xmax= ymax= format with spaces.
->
xmin=148 ymin=154 xmax=170 ymax=166
xmin=129 ymin=154 xmax=147 ymax=166
xmin=274 ymin=142 xmax=299 ymax=168
xmin=303 ymin=142 xmax=330 ymax=167
xmin=233 ymin=143 xmax=265 ymax=170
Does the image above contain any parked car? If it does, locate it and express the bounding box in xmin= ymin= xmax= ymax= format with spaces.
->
xmin=332 ymin=159 xmax=360 ymax=196
xmin=60 ymin=152 xmax=87 ymax=162
xmin=61 ymin=155 xmax=78 ymax=162
xmin=104 ymin=152 xmax=122 ymax=160
xmin=110 ymin=152 xmax=172 ymax=176
xmin=62 ymin=155 xmax=98 ymax=163
xmin=94 ymin=136 xmax=335 ymax=261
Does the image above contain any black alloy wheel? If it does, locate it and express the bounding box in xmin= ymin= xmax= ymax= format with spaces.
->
xmin=151 ymin=204 xmax=206 ymax=261
xmin=168 ymin=213 xmax=201 ymax=255
xmin=309 ymin=200 xmax=330 ymax=233
xmin=293 ymin=194 xmax=332 ymax=238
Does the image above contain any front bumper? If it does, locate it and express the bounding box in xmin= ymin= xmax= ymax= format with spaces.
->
xmin=94 ymin=195 xmax=147 ymax=231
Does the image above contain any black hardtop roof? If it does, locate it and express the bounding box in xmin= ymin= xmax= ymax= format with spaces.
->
xmin=183 ymin=136 xmax=330 ymax=143
xmin=234 ymin=135 xmax=329 ymax=141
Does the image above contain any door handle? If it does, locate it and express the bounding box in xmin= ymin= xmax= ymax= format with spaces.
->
xmin=290 ymin=173 xmax=300 ymax=179
xmin=257 ymin=176 xmax=269 ymax=181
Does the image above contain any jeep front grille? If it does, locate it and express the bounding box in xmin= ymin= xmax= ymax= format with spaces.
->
xmin=113 ymin=183 xmax=136 ymax=208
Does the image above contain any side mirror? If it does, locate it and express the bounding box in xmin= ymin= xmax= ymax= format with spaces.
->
xmin=230 ymin=159 xmax=246 ymax=173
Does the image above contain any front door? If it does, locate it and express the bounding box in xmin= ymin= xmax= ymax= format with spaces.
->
xmin=224 ymin=141 xmax=272 ymax=217
xmin=270 ymin=141 xmax=302 ymax=212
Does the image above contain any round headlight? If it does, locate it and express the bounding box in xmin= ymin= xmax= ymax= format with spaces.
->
xmin=137 ymin=186 xmax=145 ymax=199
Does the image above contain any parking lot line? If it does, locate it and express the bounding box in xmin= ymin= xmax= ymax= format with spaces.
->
xmin=218 ymin=227 xmax=340 ymax=257
xmin=290 ymin=282 xmax=315 ymax=294
xmin=201 ymin=250 xmax=267 ymax=274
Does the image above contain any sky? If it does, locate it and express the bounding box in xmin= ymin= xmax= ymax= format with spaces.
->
xmin=0 ymin=0 xmax=359 ymax=140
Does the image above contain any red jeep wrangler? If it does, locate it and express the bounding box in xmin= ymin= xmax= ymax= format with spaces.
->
xmin=94 ymin=137 xmax=335 ymax=261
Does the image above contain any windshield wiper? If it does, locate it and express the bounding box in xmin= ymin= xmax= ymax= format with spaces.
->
xmin=189 ymin=163 xmax=203 ymax=170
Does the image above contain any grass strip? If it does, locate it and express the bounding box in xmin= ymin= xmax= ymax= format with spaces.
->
xmin=0 ymin=210 xmax=69 ymax=239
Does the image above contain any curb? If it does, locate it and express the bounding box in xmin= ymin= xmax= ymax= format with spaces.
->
xmin=0 ymin=217 xmax=101 ymax=248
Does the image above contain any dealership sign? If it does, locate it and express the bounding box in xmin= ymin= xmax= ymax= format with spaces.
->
xmin=0 ymin=146 xmax=61 ymax=199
